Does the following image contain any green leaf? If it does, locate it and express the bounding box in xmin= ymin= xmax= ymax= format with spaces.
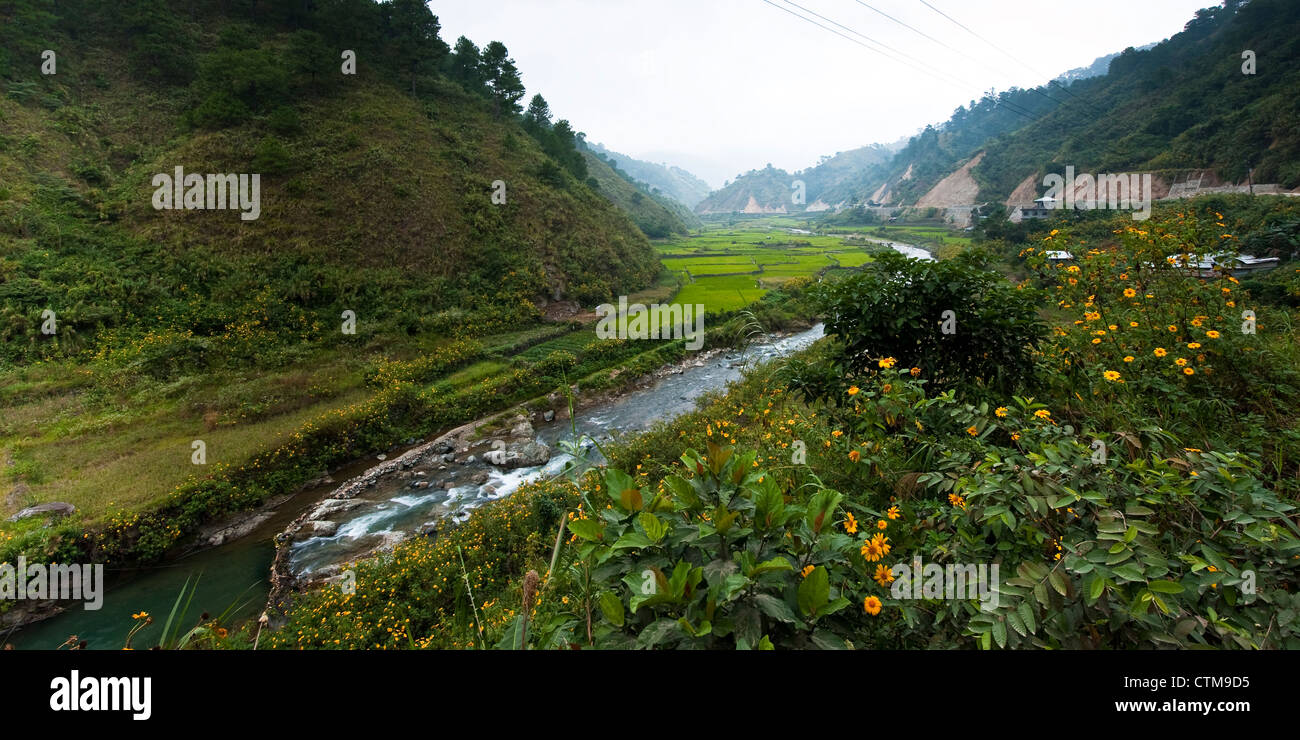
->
xmin=611 ymin=531 xmax=654 ymax=551
xmin=1047 ymin=570 xmax=1068 ymax=596
xmin=1017 ymin=602 xmax=1036 ymax=634
xmin=597 ymin=591 xmax=625 ymax=627
xmin=637 ymin=512 xmax=668 ymax=543
xmin=747 ymin=556 xmax=794 ymax=578
xmin=797 ymin=566 xmax=830 ymax=618
xmin=992 ymin=617 xmax=1007 ymax=648
xmin=1087 ymin=573 xmax=1105 ymax=601
xmin=1112 ymin=563 xmax=1145 ymax=582
xmin=567 ymin=518 xmax=603 ymax=542
xmin=1147 ymin=579 xmax=1185 ymax=594
xmin=753 ymin=593 xmax=798 ymax=623
xmin=1006 ymin=610 xmax=1027 ymax=637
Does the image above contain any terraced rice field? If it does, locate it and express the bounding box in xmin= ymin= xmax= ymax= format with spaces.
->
xmin=654 ymin=225 xmax=877 ymax=314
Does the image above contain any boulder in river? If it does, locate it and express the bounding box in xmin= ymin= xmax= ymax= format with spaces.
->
xmin=294 ymin=520 xmax=339 ymax=541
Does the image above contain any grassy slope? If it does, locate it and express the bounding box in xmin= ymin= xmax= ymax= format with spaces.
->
xmin=0 ymin=18 xmax=663 ymax=533
xmin=581 ymin=149 xmax=690 ymax=238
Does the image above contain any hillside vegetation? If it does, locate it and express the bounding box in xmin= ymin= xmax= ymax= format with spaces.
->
xmin=0 ymin=0 xmax=669 ymax=566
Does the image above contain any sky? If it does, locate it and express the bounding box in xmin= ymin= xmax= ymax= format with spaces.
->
xmin=436 ymin=0 xmax=1218 ymax=188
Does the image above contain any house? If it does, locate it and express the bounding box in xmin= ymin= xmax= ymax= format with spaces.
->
xmin=1045 ymin=250 xmax=1074 ymax=264
xmin=1163 ymin=252 xmax=1279 ymax=278
xmin=1020 ymin=196 xmax=1056 ymax=220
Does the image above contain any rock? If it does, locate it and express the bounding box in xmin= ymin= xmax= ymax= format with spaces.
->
xmin=433 ymin=441 xmax=453 ymax=455
xmin=465 ymin=455 xmax=476 ymax=464
xmin=510 ymin=418 xmax=535 ymax=439
xmin=377 ymin=453 xmax=387 ymax=461
xmin=483 ymin=449 xmax=513 ymax=466
xmin=7 ymin=502 xmax=75 ymax=523
xmin=482 ymin=485 xmax=497 ymax=496
xmin=310 ymin=498 xmax=366 ymax=519
xmin=438 ymin=464 xmax=448 ymax=471
xmin=296 ymin=520 xmax=339 ymax=540
xmin=542 ymin=410 xmax=556 ymax=422
xmin=470 ymin=472 xmax=490 ymax=485
xmin=205 ymin=511 xmax=272 ymax=546
xmin=441 ymin=453 xmax=455 ymax=463
xmin=512 ymin=440 xmax=551 ymax=468
xmin=410 ymin=480 xmax=430 ymax=489
xmin=376 ymin=531 xmax=409 ymax=553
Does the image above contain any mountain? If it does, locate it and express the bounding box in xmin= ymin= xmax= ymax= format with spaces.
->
xmin=585 ymin=142 xmax=712 ymax=208
xmin=694 ymin=144 xmax=896 ymax=215
xmin=1051 ymin=44 xmax=1158 ymax=86
xmin=698 ymin=1 xmax=1300 ymax=225
xmin=581 ymin=148 xmax=697 ymax=237
xmin=0 ymin=0 xmax=662 ymax=371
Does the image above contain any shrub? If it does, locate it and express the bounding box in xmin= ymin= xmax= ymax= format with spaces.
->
xmin=812 ymin=249 xmax=1046 ymax=396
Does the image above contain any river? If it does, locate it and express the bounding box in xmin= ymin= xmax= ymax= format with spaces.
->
xmin=9 ymin=242 xmax=931 ymax=649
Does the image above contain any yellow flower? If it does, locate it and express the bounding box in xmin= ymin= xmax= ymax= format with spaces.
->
xmin=1034 ymin=409 xmax=1051 ymax=420
xmin=1188 ymin=342 xmax=1201 ymax=349
xmin=1206 ymin=330 xmax=1221 ymax=339
xmin=861 ymin=541 xmax=883 ymax=562
xmin=844 ymin=512 xmax=858 ymax=535
xmin=1154 ymin=347 xmax=1168 ymax=357
xmin=878 ymin=357 xmax=897 ymax=369
xmin=847 ymin=385 xmax=860 ymax=396
xmin=801 ymin=565 xmax=815 ymax=578
xmin=1123 ymin=288 xmax=1136 ymax=298
xmin=873 ymin=564 xmax=896 ymax=587
xmin=1167 ymin=325 xmax=1178 ymax=332
xmin=848 ymin=449 xmax=861 ymax=463
xmin=871 ymin=533 xmax=892 ymax=557
xmin=1123 ymin=355 xmax=1134 ymax=363
xmin=1103 ymin=370 xmax=1121 ymax=382
xmin=876 ymin=519 xmax=888 ymax=531
xmin=1183 ymin=367 xmax=1195 ymax=375
xmin=832 ymin=429 xmax=843 ymax=438
xmin=863 ymin=595 xmax=882 ymax=616
xmin=966 ymin=425 xmax=978 ymax=436
xmin=886 ymin=505 xmax=900 ymax=520
xmin=995 ymin=406 xmax=1008 ymax=417
xmin=910 ymin=367 xmax=921 ymax=377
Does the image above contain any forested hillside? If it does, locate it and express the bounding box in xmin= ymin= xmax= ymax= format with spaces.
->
xmin=0 ymin=0 xmax=661 ymax=369
xmin=586 ymin=141 xmax=712 ymax=209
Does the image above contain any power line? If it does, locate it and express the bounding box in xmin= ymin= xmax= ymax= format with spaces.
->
xmin=914 ymin=0 xmax=1086 ymax=104
xmin=781 ymin=0 xmax=983 ymax=91
xmin=759 ymin=0 xmax=1042 ymax=124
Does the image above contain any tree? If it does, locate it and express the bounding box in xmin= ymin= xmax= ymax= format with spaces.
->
xmin=383 ymin=0 xmax=448 ymax=96
xmin=523 ymin=94 xmax=552 ymax=131
xmin=481 ymin=41 xmax=525 ymax=115
xmin=447 ymin=36 xmax=484 ymax=90
xmin=287 ymin=30 xmax=332 ymax=91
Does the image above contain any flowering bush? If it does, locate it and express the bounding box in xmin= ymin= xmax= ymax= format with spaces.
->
xmin=813 ymin=249 xmax=1045 ymax=397
xmin=570 ymin=443 xmax=899 ymax=649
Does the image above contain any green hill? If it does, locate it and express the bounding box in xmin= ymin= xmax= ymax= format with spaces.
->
xmin=585 ymin=141 xmax=712 ymax=208
xmin=848 ymin=0 xmax=1300 ymax=210
xmin=0 ymin=0 xmax=661 ymax=367
xmin=0 ymin=0 xmax=665 ymax=563
xmin=581 ymin=148 xmax=695 ymax=238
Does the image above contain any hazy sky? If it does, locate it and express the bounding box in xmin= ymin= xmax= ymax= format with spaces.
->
xmin=436 ymin=0 xmax=1217 ymax=188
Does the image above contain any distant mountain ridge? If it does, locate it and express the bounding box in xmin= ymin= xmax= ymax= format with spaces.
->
xmin=694 ymin=143 xmax=896 ymax=215
xmin=585 ymin=141 xmax=713 ymax=208
xmin=693 ymin=0 xmax=1300 ymax=223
